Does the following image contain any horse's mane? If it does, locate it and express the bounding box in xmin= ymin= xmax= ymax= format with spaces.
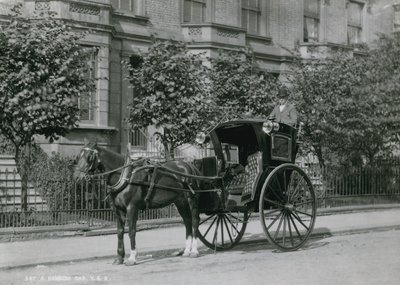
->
xmin=90 ymin=143 xmax=125 ymax=167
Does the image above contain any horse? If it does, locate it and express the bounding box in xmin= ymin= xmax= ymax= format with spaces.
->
xmin=73 ymin=142 xmax=201 ymax=266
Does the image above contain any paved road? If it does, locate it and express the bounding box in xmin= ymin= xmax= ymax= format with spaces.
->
xmin=2 ymin=228 xmax=400 ymax=285
xmin=2 ymin=207 xmax=400 ymax=270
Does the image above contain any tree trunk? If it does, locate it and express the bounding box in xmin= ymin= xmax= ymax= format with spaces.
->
xmin=15 ymin=144 xmax=31 ymax=212
xmin=162 ymin=129 xmax=174 ymax=161
xmin=162 ymin=140 xmax=174 ymax=161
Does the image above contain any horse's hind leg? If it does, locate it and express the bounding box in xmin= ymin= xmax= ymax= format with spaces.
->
xmin=113 ymin=209 xmax=126 ymax=265
xmin=125 ymin=205 xmax=139 ymax=266
xmin=188 ymin=193 xmax=200 ymax=258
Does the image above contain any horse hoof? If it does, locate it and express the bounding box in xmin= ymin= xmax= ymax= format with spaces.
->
xmin=112 ymin=258 xmax=124 ymax=265
xmin=125 ymin=260 xmax=137 ymax=266
xmin=172 ymin=249 xmax=184 ymax=257
xmin=182 ymin=251 xmax=191 ymax=257
xmin=189 ymin=252 xmax=199 ymax=258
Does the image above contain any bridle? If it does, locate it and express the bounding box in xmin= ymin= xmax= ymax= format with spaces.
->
xmin=77 ymin=147 xmax=102 ymax=177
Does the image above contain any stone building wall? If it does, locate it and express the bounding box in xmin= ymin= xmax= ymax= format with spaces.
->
xmin=0 ymin=0 xmax=398 ymax=156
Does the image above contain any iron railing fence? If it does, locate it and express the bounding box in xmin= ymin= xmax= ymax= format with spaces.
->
xmin=1 ymin=161 xmax=400 ymax=229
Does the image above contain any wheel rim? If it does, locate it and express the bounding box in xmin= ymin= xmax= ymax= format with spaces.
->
xmin=198 ymin=211 xmax=248 ymax=251
xmin=259 ymin=164 xmax=316 ymax=251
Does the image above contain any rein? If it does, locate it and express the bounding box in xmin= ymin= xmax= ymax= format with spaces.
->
xmin=78 ymin=146 xmax=223 ymax=201
xmin=85 ymin=163 xmax=134 ymax=179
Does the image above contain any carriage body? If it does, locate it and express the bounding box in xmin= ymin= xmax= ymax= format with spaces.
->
xmin=195 ymin=118 xmax=316 ymax=251
xmin=196 ymin=118 xmax=297 ymax=212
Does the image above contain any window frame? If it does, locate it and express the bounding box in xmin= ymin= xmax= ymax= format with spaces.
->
xmin=183 ymin=0 xmax=207 ymax=23
xmin=241 ymin=0 xmax=261 ymax=35
xmin=303 ymin=0 xmax=320 ymax=43
xmin=79 ymin=47 xmax=98 ymax=123
xmin=129 ymin=128 xmax=147 ymax=149
xmin=111 ymin=0 xmax=134 ymax=12
xmin=346 ymin=0 xmax=364 ymax=45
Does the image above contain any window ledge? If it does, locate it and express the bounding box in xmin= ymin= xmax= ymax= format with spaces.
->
xmin=181 ymin=22 xmax=247 ymax=33
xmin=246 ymin=33 xmax=272 ymax=44
xmin=299 ymin=42 xmax=354 ymax=50
xmin=76 ymin=124 xmax=119 ymax=132
xmin=112 ymin=9 xmax=149 ymax=23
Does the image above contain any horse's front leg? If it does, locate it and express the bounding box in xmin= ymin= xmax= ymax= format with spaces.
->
xmin=113 ymin=209 xmax=126 ymax=265
xmin=125 ymin=204 xmax=139 ymax=266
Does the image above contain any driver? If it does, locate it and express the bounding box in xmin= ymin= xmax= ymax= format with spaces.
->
xmin=268 ymin=87 xmax=298 ymax=127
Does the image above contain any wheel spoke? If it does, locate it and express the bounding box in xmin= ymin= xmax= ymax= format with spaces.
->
xmin=212 ymin=216 xmax=221 ymax=244
xmin=224 ymin=214 xmax=241 ymax=236
xmin=203 ymin=214 xmax=218 ymax=238
xmin=294 ymin=199 xmax=314 ymax=207
xmin=288 ymin=212 xmax=303 ymax=239
xmin=283 ymin=170 xmax=287 ymax=193
xmin=227 ymin=213 xmax=244 ymax=223
xmin=291 ymin=211 xmax=310 ymax=231
xmin=264 ymin=198 xmax=285 ymax=209
xmin=200 ymin=213 xmax=216 ymax=226
xmin=199 ymin=211 xmax=248 ymax=251
xmin=294 ymin=208 xmax=314 ymax=217
xmin=282 ymin=212 xmax=287 ymax=247
xmin=222 ymin=215 xmax=234 ymax=245
xmin=220 ymin=215 xmax=224 ymax=246
xmin=270 ymin=176 xmax=285 ymax=203
xmin=289 ymin=175 xmax=305 ymax=202
xmin=273 ymin=212 xmax=285 ymax=240
xmin=287 ymin=213 xmax=294 ymax=247
xmin=266 ymin=210 xmax=284 ymax=230
xmin=265 ymin=208 xmax=281 ymax=216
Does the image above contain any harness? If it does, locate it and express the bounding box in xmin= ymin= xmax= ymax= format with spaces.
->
xmin=79 ymin=148 xmax=222 ymax=208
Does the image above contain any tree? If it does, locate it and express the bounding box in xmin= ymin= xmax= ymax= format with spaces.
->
xmin=126 ymin=38 xmax=213 ymax=158
xmin=360 ymin=33 xmax=400 ymax=161
xmin=210 ymin=48 xmax=281 ymax=119
xmin=288 ymin=47 xmax=399 ymax=168
xmin=0 ymin=5 xmax=94 ymax=211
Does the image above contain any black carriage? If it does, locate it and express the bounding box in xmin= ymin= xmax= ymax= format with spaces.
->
xmin=193 ymin=118 xmax=316 ymax=251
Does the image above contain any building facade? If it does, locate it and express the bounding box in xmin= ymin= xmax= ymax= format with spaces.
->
xmin=0 ymin=0 xmax=399 ymax=157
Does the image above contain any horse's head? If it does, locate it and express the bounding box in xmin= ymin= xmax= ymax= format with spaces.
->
xmin=73 ymin=142 xmax=102 ymax=181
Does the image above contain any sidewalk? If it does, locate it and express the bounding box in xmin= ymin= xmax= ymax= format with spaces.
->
xmin=1 ymin=207 xmax=400 ymax=271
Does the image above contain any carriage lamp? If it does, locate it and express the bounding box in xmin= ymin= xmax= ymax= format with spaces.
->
xmin=262 ymin=121 xmax=274 ymax=134
xmin=195 ymin=132 xmax=208 ymax=145
xmin=273 ymin=122 xmax=280 ymax=132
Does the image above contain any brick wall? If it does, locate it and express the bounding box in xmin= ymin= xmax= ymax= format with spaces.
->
xmin=215 ymin=0 xmax=239 ymax=27
xmin=367 ymin=0 xmax=396 ymax=45
xmin=324 ymin=0 xmax=347 ymax=44
xmin=146 ymin=0 xmax=181 ymax=32
xmin=269 ymin=0 xmax=303 ymax=49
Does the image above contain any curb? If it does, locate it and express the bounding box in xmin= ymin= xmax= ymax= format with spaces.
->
xmin=2 ymin=204 xmax=400 ymax=238
xmin=2 ymin=222 xmax=400 ymax=271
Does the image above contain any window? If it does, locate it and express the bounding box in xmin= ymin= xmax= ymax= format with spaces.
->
xmin=79 ymin=49 xmax=97 ymax=121
xmin=241 ymin=0 xmax=261 ymax=35
xmin=347 ymin=1 xmax=363 ymax=44
xmin=130 ymin=129 xmax=147 ymax=148
xmin=271 ymin=135 xmax=292 ymax=162
xmin=303 ymin=0 xmax=320 ymax=42
xmin=111 ymin=0 xmax=134 ymax=11
xmin=183 ymin=0 xmax=206 ymax=23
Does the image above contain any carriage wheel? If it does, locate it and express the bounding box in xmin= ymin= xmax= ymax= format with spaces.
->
xmin=259 ymin=163 xmax=316 ymax=251
xmin=198 ymin=210 xmax=249 ymax=251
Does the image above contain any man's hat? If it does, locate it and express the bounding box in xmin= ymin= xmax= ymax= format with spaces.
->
xmin=277 ymin=87 xmax=289 ymax=99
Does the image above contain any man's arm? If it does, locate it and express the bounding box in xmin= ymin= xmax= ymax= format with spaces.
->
xmin=288 ymin=104 xmax=298 ymax=126
xmin=269 ymin=106 xmax=278 ymax=120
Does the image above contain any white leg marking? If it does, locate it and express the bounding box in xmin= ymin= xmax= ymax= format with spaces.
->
xmin=183 ymin=236 xmax=192 ymax=257
xmin=190 ymin=238 xmax=199 ymax=257
xmin=128 ymin=249 xmax=137 ymax=263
